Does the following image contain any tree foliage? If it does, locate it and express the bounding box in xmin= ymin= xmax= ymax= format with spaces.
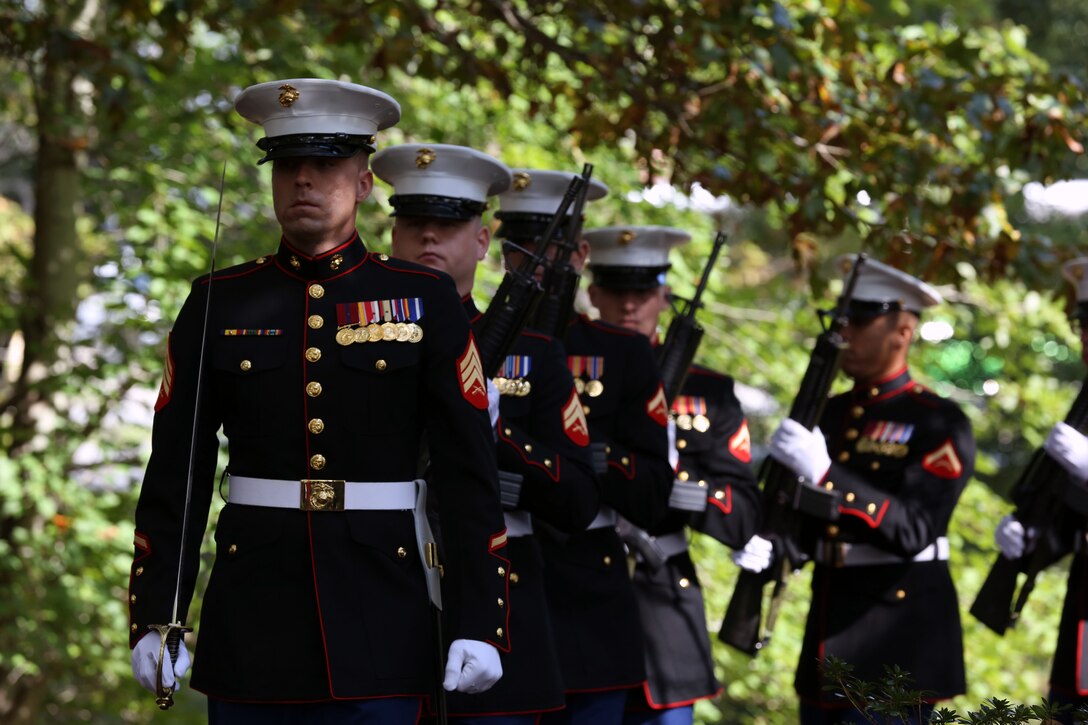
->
xmin=1 ymin=0 xmax=1087 ymax=722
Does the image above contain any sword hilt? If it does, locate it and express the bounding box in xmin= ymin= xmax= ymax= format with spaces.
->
xmin=148 ymin=622 xmax=192 ymax=710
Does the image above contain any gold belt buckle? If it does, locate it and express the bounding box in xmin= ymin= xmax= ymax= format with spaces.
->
xmin=300 ymin=480 xmax=345 ymax=511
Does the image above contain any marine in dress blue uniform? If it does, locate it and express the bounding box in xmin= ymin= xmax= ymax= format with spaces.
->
xmin=496 ymin=172 xmax=675 ymax=725
xmin=581 ymin=226 xmax=761 ymax=725
xmin=128 ymin=80 xmax=510 ymax=724
xmin=373 ymin=144 xmax=601 ymax=724
xmin=992 ymin=257 xmax=1088 ymax=725
xmin=743 ymin=257 xmax=975 ymax=724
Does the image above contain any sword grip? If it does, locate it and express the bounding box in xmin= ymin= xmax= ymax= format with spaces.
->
xmin=149 ymin=622 xmax=191 ymax=710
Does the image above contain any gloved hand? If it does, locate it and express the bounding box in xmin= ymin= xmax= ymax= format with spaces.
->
xmin=732 ymin=534 xmax=774 ymax=573
xmin=769 ymin=418 xmax=831 ymax=484
xmin=486 ymin=379 xmax=501 ymax=436
xmin=131 ymin=630 xmax=191 ymax=694
xmin=994 ymin=514 xmax=1027 ymax=560
xmin=444 ymin=639 xmax=502 ymax=693
xmin=1044 ymin=421 xmax=1088 ymax=481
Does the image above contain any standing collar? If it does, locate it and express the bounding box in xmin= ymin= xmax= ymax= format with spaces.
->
xmin=275 ymin=232 xmax=368 ymax=280
xmin=852 ymin=367 xmax=914 ymax=404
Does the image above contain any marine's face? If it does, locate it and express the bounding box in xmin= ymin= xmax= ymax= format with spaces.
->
xmin=271 ymin=155 xmax=372 ymax=250
xmin=839 ymin=311 xmax=909 ymax=382
xmin=588 ymin=284 xmax=670 ymax=339
xmin=391 ymin=216 xmax=488 ymax=297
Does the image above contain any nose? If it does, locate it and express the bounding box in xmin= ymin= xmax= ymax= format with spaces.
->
xmin=291 ymin=160 xmax=316 ymax=186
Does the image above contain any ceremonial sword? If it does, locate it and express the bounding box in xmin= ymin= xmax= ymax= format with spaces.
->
xmin=149 ymin=163 xmax=227 ymax=709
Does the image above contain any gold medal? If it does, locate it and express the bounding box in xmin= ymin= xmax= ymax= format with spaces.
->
xmin=336 ymin=328 xmax=356 ymax=346
xmin=574 ymin=378 xmax=586 ymax=394
xmin=586 ymin=379 xmax=604 ymax=398
xmin=367 ymin=323 xmax=383 ymax=342
xmin=353 ymin=327 xmax=369 ymax=343
xmin=518 ymin=379 xmax=532 ymax=397
xmin=676 ymin=414 xmax=693 ymax=431
xmin=693 ymin=414 xmax=711 ymax=433
xmin=494 ymin=377 xmax=509 ymax=396
xmin=407 ymin=323 xmax=424 ymax=343
xmin=382 ymin=322 xmax=397 ymax=341
xmin=396 ymin=323 xmax=410 ymax=342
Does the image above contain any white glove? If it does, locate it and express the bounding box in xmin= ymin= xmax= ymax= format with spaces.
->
xmin=131 ymin=631 xmax=191 ymax=694
xmin=732 ymin=534 xmax=774 ymax=573
xmin=994 ymin=514 xmax=1027 ymax=560
xmin=486 ymin=379 xmax=501 ymax=435
xmin=1044 ymin=421 xmax=1088 ymax=481
xmin=769 ymin=418 xmax=831 ymax=484
xmin=443 ymin=639 xmax=502 ymax=693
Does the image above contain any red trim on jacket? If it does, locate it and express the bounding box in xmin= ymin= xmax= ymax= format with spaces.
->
xmin=198 ymin=261 xmax=275 ymax=285
xmin=497 ymin=427 xmax=562 ymax=482
xmin=641 ymin=680 xmax=723 ymax=710
xmin=707 ymin=485 xmax=733 ymax=515
xmin=838 ymin=499 xmax=890 ymax=528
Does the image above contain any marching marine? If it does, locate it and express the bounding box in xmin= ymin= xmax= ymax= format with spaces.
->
xmin=496 ymin=171 xmax=674 ymax=725
xmin=735 ymin=256 xmax=975 ymax=724
xmin=581 ymin=226 xmax=761 ymax=725
xmin=373 ymin=143 xmax=600 ymax=724
xmin=128 ymin=79 xmax=509 ymax=723
xmin=992 ymin=257 xmax=1088 ymax=724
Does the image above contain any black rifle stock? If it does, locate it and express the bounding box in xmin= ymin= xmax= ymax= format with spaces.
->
xmin=719 ymin=254 xmax=868 ymax=655
xmin=477 ymin=174 xmax=584 ymax=376
xmin=656 ymin=232 xmax=727 ymax=405
xmin=531 ymin=164 xmax=594 ymax=340
xmin=970 ymin=374 xmax=1088 ymax=634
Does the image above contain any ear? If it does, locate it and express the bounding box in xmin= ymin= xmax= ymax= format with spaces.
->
xmin=571 ymin=238 xmax=590 ymax=272
xmin=587 ymin=283 xmax=601 ymax=309
xmin=475 ymin=221 xmax=491 ymax=263
xmin=655 ymin=284 xmax=671 ymax=314
xmin=892 ymin=313 xmax=917 ymax=349
xmin=356 ymin=168 xmax=374 ymax=203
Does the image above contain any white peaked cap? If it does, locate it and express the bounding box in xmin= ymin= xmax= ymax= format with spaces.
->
xmin=372 ymin=144 xmax=512 ymax=203
xmin=235 ymin=78 xmax=400 ymax=162
xmin=585 ymin=226 xmax=692 ymax=289
xmin=497 ymin=169 xmax=609 ymax=216
xmin=838 ymin=255 xmax=943 ymax=312
xmin=586 ymin=226 xmax=692 ymax=267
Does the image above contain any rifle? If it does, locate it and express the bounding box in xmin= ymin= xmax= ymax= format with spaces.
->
xmin=718 ymin=254 xmax=867 ymax=655
xmin=476 ymin=173 xmax=585 ymax=376
xmin=656 ymin=231 xmax=727 ymax=406
xmin=970 ymin=375 xmax=1088 ymax=634
xmin=530 ymin=164 xmax=594 ymax=340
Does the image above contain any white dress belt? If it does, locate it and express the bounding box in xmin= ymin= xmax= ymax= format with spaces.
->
xmin=816 ymin=536 xmax=950 ymax=567
xmin=587 ymin=505 xmax=619 ymax=530
xmin=504 ymin=510 xmax=534 ymax=538
xmin=227 ymin=475 xmax=417 ymax=511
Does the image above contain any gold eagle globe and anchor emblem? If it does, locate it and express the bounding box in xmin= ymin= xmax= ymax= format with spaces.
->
xmin=302 ymin=480 xmax=344 ymax=511
xmin=618 ymin=229 xmax=636 ymax=246
xmin=512 ymin=171 xmax=531 ymax=191
xmin=277 ymin=84 xmax=301 ymax=107
xmin=415 ymin=147 xmax=437 ymax=168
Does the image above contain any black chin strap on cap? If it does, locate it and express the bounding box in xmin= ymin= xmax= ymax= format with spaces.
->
xmin=255 ymin=133 xmax=376 ymax=164
xmin=390 ymin=195 xmax=487 ymax=220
